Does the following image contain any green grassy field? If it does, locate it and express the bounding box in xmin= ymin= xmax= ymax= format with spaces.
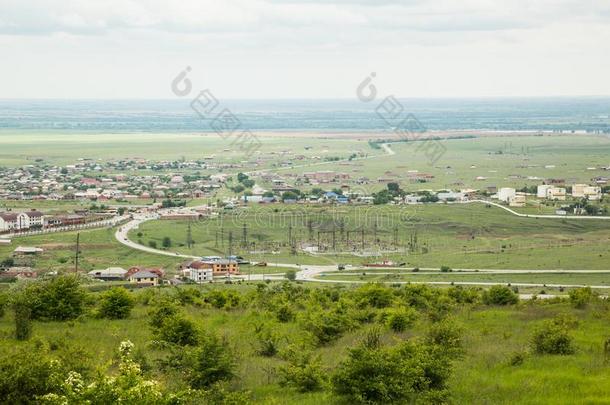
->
xmin=318 ymin=271 xmax=610 ymax=287
xmin=131 ymin=203 xmax=610 ymax=271
xmin=1 ymin=282 xmax=609 ymax=404
xmin=0 ymin=226 xmax=184 ymax=274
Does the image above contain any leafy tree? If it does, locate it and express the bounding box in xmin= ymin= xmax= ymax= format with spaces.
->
xmin=285 ymin=269 xmax=297 ymax=281
xmin=482 ymin=285 xmax=519 ymax=306
xmin=162 ymin=237 xmax=172 ymax=248
xmin=148 ymin=240 xmax=158 ymax=249
xmin=282 ymin=191 xmax=299 ymax=202
xmin=98 ymin=287 xmax=135 ymax=319
xmin=241 ymin=179 xmax=255 ymax=188
xmin=237 ymin=172 xmax=249 ymax=183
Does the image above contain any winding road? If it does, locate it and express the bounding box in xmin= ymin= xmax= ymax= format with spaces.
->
xmin=114 ymin=209 xmax=610 ymax=292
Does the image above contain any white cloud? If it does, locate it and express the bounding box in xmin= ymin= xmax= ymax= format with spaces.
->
xmin=0 ymin=0 xmax=608 ymax=98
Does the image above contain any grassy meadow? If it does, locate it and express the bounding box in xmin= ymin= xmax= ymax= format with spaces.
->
xmin=1 ymin=282 xmax=610 ymax=404
xmin=131 ymin=203 xmax=610 ymax=271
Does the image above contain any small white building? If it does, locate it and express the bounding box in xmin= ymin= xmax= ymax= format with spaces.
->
xmin=188 ymin=268 xmax=213 ymax=283
xmin=537 ymin=185 xmax=552 ymax=198
xmin=546 ymin=187 xmax=566 ymax=201
xmin=572 ymin=184 xmax=602 ymax=200
xmin=498 ymin=188 xmax=516 ymax=203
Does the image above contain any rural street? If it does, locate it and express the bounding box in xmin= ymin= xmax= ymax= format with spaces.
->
xmin=114 ymin=215 xmax=610 ymax=292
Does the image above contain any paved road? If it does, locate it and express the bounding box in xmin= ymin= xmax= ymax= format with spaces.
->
xmin=114 ymin=205 xmax=610 ymax=290
xmin=466 ymin=199 xmax=610 ymax=220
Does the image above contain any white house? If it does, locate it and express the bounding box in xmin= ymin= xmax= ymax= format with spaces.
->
xmin=498 ymin=188 xmax=516 ymax=203
xmin=188 ymin=268 xmax=214 ymax=283
xmin=546 ymin=187 xmax=566 ymax=200
xmin=572 ymin=184 xmax=602 ymax=200
xmin=537 ymin=185 xmax=552 ymax=198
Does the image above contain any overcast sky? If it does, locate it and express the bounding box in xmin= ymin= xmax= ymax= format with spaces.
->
xmin=1 ymin=0 xmax=609 ymax=99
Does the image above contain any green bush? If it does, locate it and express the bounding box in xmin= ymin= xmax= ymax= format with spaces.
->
xmin=285 ymin=269 xmax=297 ymax=281
xmin=153 ymin=315 xmax=199 ymax=346
xmin=569 ymin=287 xmax=594 ymax=309
xmin=278 ymin=346 xmax=327 ymax=392
xmin=332 ymin=340 xmax=452 ymax=403
xmin=384 ymin=307 xmax=418 ymax=332
xmin=276 ymin=304 xmax=295 ymax=323
xmin=98 ymin=287 xmax=134 ymax=319
xmin=205 ymin=290 xmax=241 ymax=309
xmin=531 ymin=320 xmax=575 ymax=355
xmin=11 ymin=275 xmax=87 ymax=321
xmin=482 ymin=285 xmax=519 ymax=306
xmin=426 ymin=319 xmax=463 ymax=355
xmin=301 ymin=309 xmax=355 ymax=346
xmin=354 ymin=283 xmax=394 ymax=308
xmin=182 ymin=334 xmax=236 ymax=389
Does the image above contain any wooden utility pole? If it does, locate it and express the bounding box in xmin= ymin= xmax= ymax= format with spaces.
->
xmin=74 ymin=233 xmax=80 ymax=273
xmin=228 ymin=231 xmax=233 ymax=256
xmin=186 ymin=222 xmax=193 ymax=249
xmin=242 ymin=223 xmax=248 ymax=248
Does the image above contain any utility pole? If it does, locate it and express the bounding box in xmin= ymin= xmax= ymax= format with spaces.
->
xmin=74 ymin=233 xmax=80 ymax=273
xmin=186 ymin=222 xmax=193 ymax=249
xmin=228 ymin=231 xmax=233 ymax=256
xmin=361 ymin=228 xmax=365 ymax=250
xmin=242 ymin=223 xmax=248 ymax=248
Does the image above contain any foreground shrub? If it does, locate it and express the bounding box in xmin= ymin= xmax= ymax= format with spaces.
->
xmin=153 ymin=315 xmax=199 ymax=346
xmin=569 ymin=287 xmax=595 ymax=309
xmin=482 ymin=285 xmax=519 ymax=306
xmin=426 ymin=318 xmax=464 ymax=356
xmin=0 ymin=345 xmax=64 ymax=403
xmin=332 ymin=339 xmax=452 ymax=403
xmin=181 ymin=334 xmax=236 ymax=389
xmin=383 ymin=307 xmax=418 ymax=332
xmin=253 ymin=328 xmax=282 ymax=357
xmin=354 ymin=283 xmax=395 ymax=308
xmin=278 ymin=346 xmax=327 ymax=392
xmin=301 ymin=309 xmax=355 ymax=346
xmin=205 ymin=290 xmax=241 ymax=309
xmin=11 ymin=275 xmax=87 ymax=321
xmin=40 ymin=341 xmax=170 ymax=405
xmin=531 ymin=320 xmax=575 ymax=355
xmin=98 ymin=287 xmax=134 ymax=319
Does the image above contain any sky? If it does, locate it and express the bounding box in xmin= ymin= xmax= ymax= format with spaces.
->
xmin=1 ymin=0 xmax=609 ymax=99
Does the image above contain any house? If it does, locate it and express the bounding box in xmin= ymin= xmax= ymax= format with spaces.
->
xmin=129 ymin=270 xmax=159 ymax=286
xmin=0 ymin=213 xmax=18 ymax=231
xmin=188 ymin=268 xmax=214 ymax=283
xmin=437 ymin=192 xmax=466 ymax=202
xmin=509 ymin=193 xmax=526 ymax=207
xmin=497 ymin=188 xmax=516 ymax=203
xmin=14 ymin=246 xmax=44 ymax=255
xmin=546 ymin=187 xmax=566 ymax=201
xmin=186 ymin=259 xmax=240 ymax=276
xmin=537 ymin=185 xmax=552 ymax=198
xmin=88 ymin=267 xmax=128 ymax=281
xmin=572 ymin=184 xmax=602 ymax=200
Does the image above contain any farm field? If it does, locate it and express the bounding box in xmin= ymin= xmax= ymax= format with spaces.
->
xmin=131 ymin=203 xmax=610 ymax=270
